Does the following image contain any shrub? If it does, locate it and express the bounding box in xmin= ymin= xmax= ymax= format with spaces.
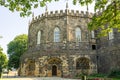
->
xmin=90 ymin=73 xmax=107 ymax=78
xmin=108 ymin=69 xmax=120 ymax=78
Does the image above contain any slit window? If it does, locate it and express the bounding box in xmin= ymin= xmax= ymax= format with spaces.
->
xmin=92 ymin=45 xmax=96 ymax=50
xmin=37 ymin=31 xmax=41 ymax=44
xmin=54 ymin=27 xmax=60 ymax=42
xmin=75 ymin=27 xmax=81 ymax=42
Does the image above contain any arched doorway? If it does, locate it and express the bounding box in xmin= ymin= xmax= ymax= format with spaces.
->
xmin=76 ymin=57 xmax=90 ymax=75
xmin=52 ymin=65 xmax=57 ymax=76
xmin=48 ymin=57 xmax=62 ymax=77
xmin=76 ymin=57 xmax=90 ymax=69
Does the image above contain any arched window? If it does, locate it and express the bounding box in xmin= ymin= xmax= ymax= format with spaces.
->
xmin=37 ymin=31 xmax=41 ymax=44
xmin=108 ymin=28 xmax=114 ymax=40
xmin=54 ymin=27 xmax=60 ymax=42
xmin=76 ymin=57 xmax=90 ymax=69
xmin=75 ymin=27 xmax=81 ymax=42
xmin=91 ymin=31 xmax=95 ymax=38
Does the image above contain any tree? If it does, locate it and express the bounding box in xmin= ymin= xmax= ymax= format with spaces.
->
xmin=0 ymin=46 xmax=8 ymax=78
xmin=0 ymin=0 xmax=120 ymax=35
xmin=7 ymin=34 xmax=28 ymax=69
xmin=88 ymin=0 xmax=120 ymax=37
xmin=0 ymin=36 xmax=2 ymax=38
xmin=0 ymin=0 xmax=92 ymax=17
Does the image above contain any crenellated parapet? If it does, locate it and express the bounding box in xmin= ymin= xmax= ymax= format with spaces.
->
xmin=94 ymin=11 xmax=102 ymax=16
xmin=29 ymin=9 xmax=93 ymax=26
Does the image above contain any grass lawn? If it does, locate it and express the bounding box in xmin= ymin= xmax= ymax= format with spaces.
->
xmin=88 ymin=77 xmax=120 ymax=80
xmin=112 ymin=78 xmax=120 ymax=80
xmin=85 ymin=73 xmax=120 ymax=80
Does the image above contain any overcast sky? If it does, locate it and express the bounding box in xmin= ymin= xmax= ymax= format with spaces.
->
xmin=0 ymin=0 xmax=94 ymax=55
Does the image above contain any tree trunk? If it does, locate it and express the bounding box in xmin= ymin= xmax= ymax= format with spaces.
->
xmin=0 ymin=72 xmax=2 ymax=78
xmin=0 ymin=66 xmax=2 ymax=78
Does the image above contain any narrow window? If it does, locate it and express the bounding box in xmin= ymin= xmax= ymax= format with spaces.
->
xmin=91 ymin=31 xmax=95 ymax=38
xmin=54 ymin=27 xmax=60 ymax=42
xmin=92 ymin=45 xmax=96 ymax=50
xmin=37 ymin=31 xmax=41 ymax=44
xmin=108 ymin=28 xmax=114 ymax=40
xmin=75 ymin=27 xmax=81 ymax=42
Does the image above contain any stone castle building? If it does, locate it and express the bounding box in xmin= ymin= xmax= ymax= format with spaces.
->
xmin=19 ymin=5 xmax=120 ymax=77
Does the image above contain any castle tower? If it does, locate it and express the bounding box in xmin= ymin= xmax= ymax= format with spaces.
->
xmin=19 ymin=6 xmax=98 ymax=77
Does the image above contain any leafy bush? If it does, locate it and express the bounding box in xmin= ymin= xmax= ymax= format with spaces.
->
xmin=108 ymin=69 xmax=120 ymax=78
xmin=75 ymin=73 xmax=84 ymax=78
xmin=90 ymin=73 xmax=107 ymax=78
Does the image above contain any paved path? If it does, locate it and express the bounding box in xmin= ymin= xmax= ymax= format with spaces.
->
xmin=2 ymin=72 xmax=81 ymax=80
xmin=2 ymin=77 xmax=81 ymax=80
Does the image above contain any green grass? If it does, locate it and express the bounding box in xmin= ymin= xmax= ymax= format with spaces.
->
xmin=82 ymin=73 xmax=120 ymax=80
xmin=112 ymin=78 xmax=120 ymax=80
xmin=87 ymin=76 xmax=120 ymax=80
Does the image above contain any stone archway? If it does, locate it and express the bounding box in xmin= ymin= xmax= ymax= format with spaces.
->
xmin=47 ymin=57 xmax=62 ymax=77
xmin=48 ymin=57 xmax=62 ymax=64
xmin=52 ymin=65 xmax=57 ymax=76
xmin=76 ymin=57 xmax=90 ymax=69
xmin=76 ymin=57 xmax=90 ymax=75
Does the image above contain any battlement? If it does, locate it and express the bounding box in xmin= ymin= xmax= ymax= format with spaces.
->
xmin=95 ymin=11 xmax=102 ymax=16
xmin=29 ymin=9 xmax=93 ymax=25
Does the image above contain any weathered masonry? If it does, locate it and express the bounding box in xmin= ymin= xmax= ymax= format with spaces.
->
xmin=19 ymin=9 xmax=97 ymax=77
xmin=19 ymin=7 xmax=120 ymax=77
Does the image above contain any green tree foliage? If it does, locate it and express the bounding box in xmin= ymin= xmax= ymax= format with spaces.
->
xmin=0 ymin=0 xmax=94 ymax=17
xmin=0 ymin=46 xmax=8 ymax=78
xmin=1 ymin=0 xmax=120 ymax=35
xmin=88 ymin=0 xmax=120 ymax=37
xmin=7 ymin=34 xmax=28 ymax=69
xmin=0 ymin=0 xmax=59 ymax=17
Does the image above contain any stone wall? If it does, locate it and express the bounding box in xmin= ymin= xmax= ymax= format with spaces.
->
xmin=20 ymin=9 xmax=120 ymax=77
xmin=20 ymin=9 xmax=97 ymax=77
xmin=97 ymin=29 xmax=120 ymax=73
xmin=28 ymin=9 xmax=93 ymax=49
xmin=20 ymin=53 xmax=97 ymax=77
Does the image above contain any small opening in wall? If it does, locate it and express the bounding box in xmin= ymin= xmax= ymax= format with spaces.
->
xmin=92 ymin=45 xmax=96 ymax=50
